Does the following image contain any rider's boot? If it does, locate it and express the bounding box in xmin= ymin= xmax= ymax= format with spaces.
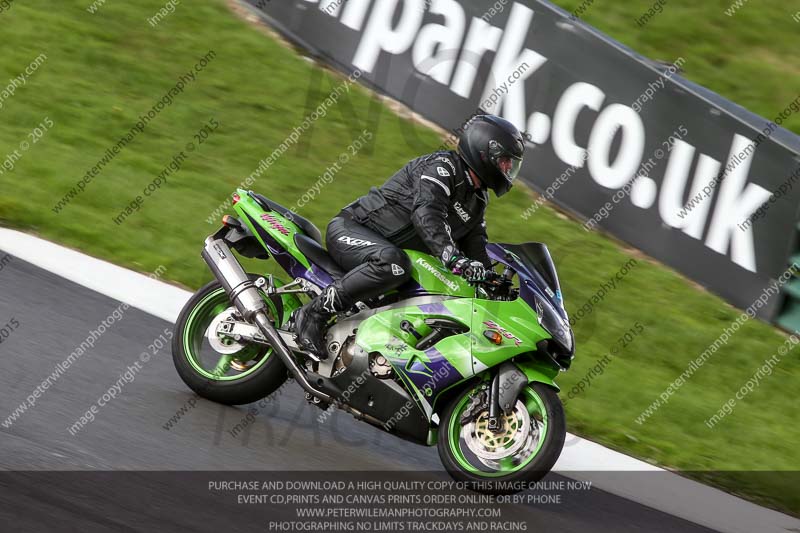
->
xmin=292 ymin=284 xmax=349 ymax=359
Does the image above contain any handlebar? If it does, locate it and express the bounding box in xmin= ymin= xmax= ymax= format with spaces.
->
xmin=469 ymin=270 xmax=510 ymax=287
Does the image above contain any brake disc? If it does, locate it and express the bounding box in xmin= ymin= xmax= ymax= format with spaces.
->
xmin=206 ymin=307 xmax=245 ymax=355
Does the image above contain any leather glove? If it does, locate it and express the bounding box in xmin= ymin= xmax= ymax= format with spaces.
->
xmin=450 ymin=257 xmax=488 ymax=283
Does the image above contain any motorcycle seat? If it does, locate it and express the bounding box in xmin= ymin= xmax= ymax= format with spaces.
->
xmin=250 ymin=192 xmax=323 ymax=245
xmin=294 ymin=234 xmax=346 ymax=279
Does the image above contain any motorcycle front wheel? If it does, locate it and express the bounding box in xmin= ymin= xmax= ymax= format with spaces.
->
xmin=437 ymin=381 xmax=565 ymax=493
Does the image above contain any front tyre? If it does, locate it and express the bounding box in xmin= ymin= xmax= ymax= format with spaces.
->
xmin=172 ymin=277 xmax=288 ymax=405
xmin=437 ymin=382 xmax=565 ymax=493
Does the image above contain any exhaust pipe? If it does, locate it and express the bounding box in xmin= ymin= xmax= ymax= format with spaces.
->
xmin=202 ymin=237 xmax=266 ymax=320
xmin=251 ymin=313 xmax=334 ymax=403
xmin=201 ymin=237 xmax=334 ymax=403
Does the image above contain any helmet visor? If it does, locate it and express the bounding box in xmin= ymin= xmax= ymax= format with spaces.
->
xmin=496 ymin=155 xmax=523 ymax=182
xmin=486 ymin=136 xmax=525 ymax=196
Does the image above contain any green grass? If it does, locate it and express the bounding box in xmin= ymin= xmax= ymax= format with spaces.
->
xmin=553 ymin=0 xmax=800 ymax=134
xmin=0 ymin=0 xmax=798 ymax=514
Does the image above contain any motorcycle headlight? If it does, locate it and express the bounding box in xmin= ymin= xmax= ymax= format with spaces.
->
xmin=535 ymin=294 xmax=574 ymax=355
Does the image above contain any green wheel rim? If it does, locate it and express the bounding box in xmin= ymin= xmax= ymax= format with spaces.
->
xmin=448 ymin=384 xmax=549 ymax=477
xmin=182 ymin=287 xmax=278 ymax=381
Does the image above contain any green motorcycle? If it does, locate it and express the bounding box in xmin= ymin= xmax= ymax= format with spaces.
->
xmin=173 ymin=189 xmax=575 ymax=490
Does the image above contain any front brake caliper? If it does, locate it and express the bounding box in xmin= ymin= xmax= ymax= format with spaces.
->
xmin=459 ymin=386 xmax=489 ymax=425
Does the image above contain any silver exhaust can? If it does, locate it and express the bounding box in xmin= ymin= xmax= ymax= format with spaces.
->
xmin=201 ymin=237 xmax=266 ymax=319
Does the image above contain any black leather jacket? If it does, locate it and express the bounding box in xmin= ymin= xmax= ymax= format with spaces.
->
xmin=343 ymin=150 xmax=490 ymax=267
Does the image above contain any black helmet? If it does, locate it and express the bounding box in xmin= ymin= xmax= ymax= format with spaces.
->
xmin=458 ymin=114 xmax=525 ymax=197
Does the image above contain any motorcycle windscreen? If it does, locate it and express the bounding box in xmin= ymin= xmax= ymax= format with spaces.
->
xmin=497 ymin=243 xmax=562 ymax=299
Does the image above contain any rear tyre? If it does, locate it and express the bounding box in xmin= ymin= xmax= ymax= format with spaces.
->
xmin=437 ymin=381 xmax=565 ymax=494
xmin=172 ymin=276 xmax=288 ymax=405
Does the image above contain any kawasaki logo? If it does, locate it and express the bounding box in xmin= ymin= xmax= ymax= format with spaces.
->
xmin=415 ymin=258 xmax=460 ymax=292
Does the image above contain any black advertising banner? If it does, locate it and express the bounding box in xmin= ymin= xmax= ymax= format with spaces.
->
xmin=246 ymin=0 xmax=800 ymax=320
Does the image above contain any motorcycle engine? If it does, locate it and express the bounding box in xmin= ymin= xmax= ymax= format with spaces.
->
xmin=332 ymin=337 xmax=357 ymax=375
xmin=368 ymin=353 xmax=393 ymax=379
xmin=332 ymin=338 xmax=393 ymax=379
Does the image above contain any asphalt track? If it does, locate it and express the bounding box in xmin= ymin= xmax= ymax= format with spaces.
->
xmin=0 ymin=253 xmax=718 ymax=533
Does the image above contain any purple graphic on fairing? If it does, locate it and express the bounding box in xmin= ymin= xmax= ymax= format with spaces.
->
xmin=396 ymin=278 xmax=426 ymax=296
xmin=400 ymin=346 xmax=463 ymax=396
xmin=418 ymin=302 xmax=450 ymax=315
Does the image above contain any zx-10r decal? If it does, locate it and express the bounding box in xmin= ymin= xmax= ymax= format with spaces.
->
xmin=483 ymin=320 xmax=522 ymax=346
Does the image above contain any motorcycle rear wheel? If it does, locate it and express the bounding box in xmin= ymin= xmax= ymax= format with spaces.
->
xmin=172 ymin=276 xmax=288 ymax=405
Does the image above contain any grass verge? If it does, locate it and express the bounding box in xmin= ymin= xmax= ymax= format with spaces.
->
xmin=554 ymin=0 xmax=800 ymax=135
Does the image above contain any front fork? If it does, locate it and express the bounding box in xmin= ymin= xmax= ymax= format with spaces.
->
xmin=486 ymin=362 xmax=529 ymax=432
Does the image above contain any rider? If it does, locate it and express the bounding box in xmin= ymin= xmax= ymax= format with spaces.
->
xmin=292 ymin=114 xmax=525 ymax=358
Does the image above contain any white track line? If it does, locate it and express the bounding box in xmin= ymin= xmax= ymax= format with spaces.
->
xmin=0 ymin=229 xmax=191 ymax=323
xmin=1 ymin=228 xmax=797 ymax=533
